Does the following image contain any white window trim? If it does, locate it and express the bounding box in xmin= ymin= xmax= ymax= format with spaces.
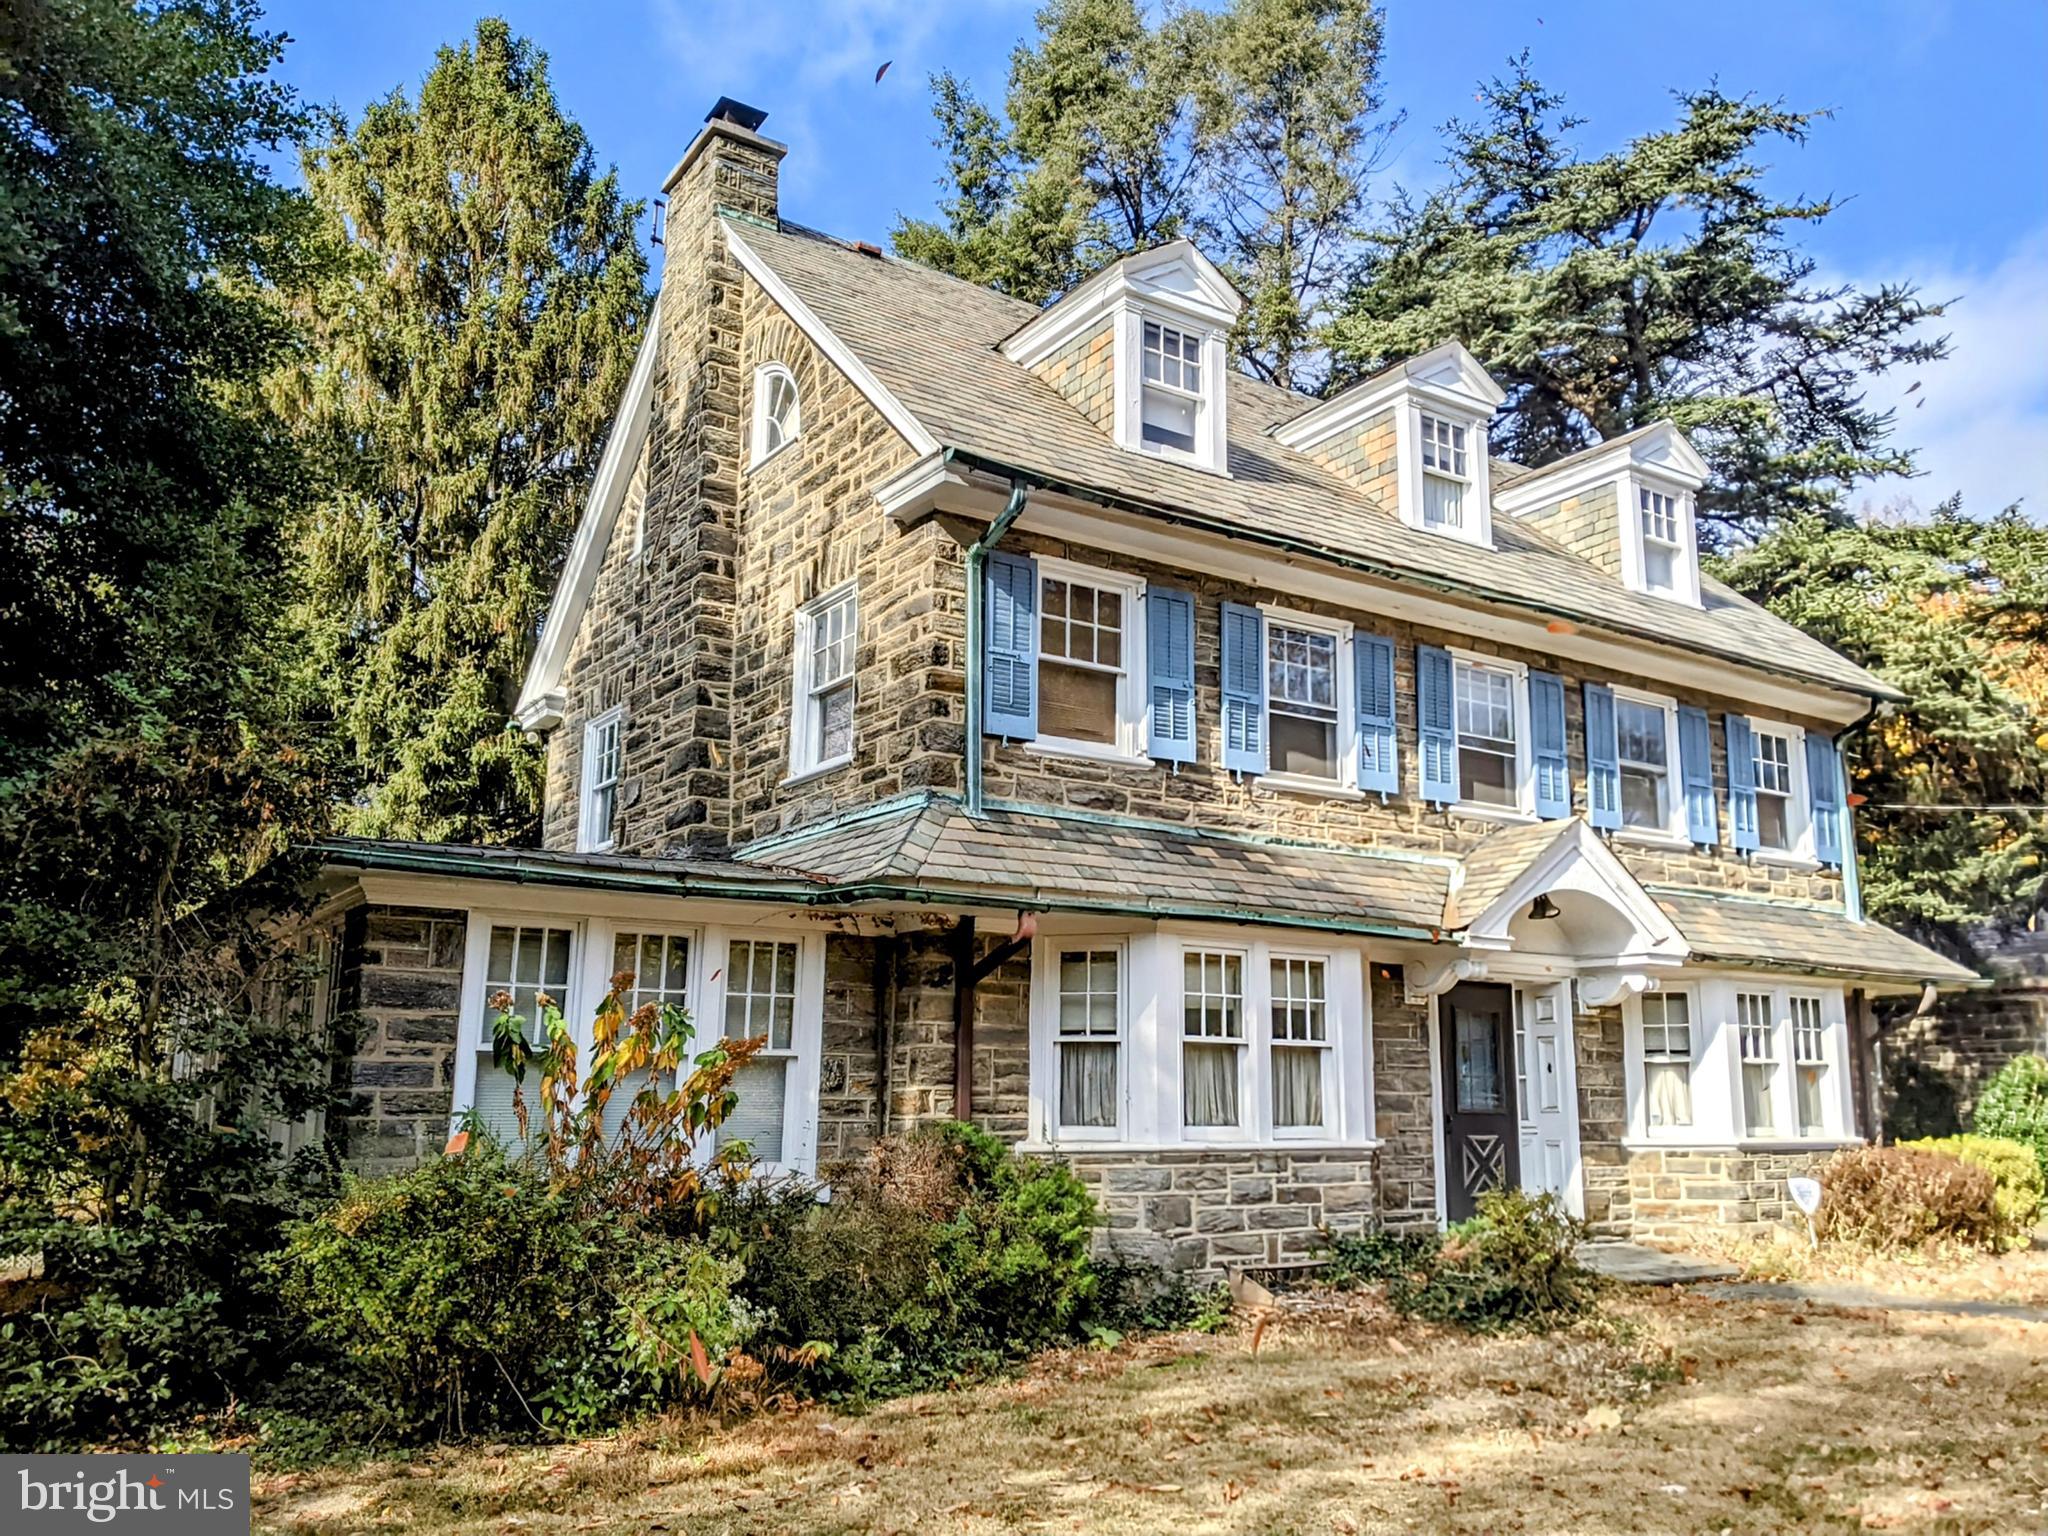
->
xmin=1028 ymin=555 xmax=1149 ymax=767
xmin=1622 ymin=976 xmax=1853 ymax=1148
xmin=1397 ymin=400 xmax=1493 ymax=547
xmin=448 ymin=912 xmax=828 ymax=1178
xmin=1257 ymin=601 xmax=1355 ymax=797
xmin=1610 ymin=686 xmax=1687 ymax=845
xmin=1449 ymin=647 xmax=1533 ymax=816
xmin=578 ymin=706 xmax=623 ymax=853
xmin=1112 ymin=300 xmax=1231 ymax=476
xmin=785 ymin=580 xmax=858 ymax=783
xmin=749 ymin=362 xmax=801 ymax=470
xmin=1743 ymin=714 xmax=1816 ymax=866
xmin=1263 ymin=947 xmax=1341 ymax=1143
xmin=1027 ymin=923 xmax=1370 ymax=1152
xmin=1033 ymin=936 xmax=1131 ymax=1143
xmin=1618 ymin=469 xmax=1703 ymax=607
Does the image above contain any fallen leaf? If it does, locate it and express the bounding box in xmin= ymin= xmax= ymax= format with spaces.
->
xmin=1583 ymin=1405 xmax=1623 ymax=1432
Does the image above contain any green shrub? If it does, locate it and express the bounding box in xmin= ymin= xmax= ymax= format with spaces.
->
xmin=1322 ymin=1193 xmax=1594 ymax=1334
xmin=1900 ymin=1134 xmax=2044 ymax=1235
xmin=707 ymin=1124 xmax=1099 ymax=1403
xmin=1816 ymin=1144 xmax=2006 ymax=1250
xmin=1085 ymin=1250 xmax=1231 ymax=1342
xmin=275 ymin=1144 xmax=746 ymax=1439
xmin=1972 ymin=1054 xmax=2048 ymax=1186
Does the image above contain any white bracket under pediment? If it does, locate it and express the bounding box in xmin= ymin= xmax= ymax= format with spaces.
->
xmin=1404 ymin=955 xmax=1489 ymax=1005
xmin=1460 ymin=819 xmax=1689 ymax=966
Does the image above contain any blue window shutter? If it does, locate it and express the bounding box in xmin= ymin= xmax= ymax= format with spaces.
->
xmin=983 ymin=551 xmax=1038 ymax=739
xmin=1678 ymin=705 xmax=1718 ymax=846
xmin=1416 ymin=645 xmax=1456 ymax=805
xmin=1726 ymin=714 xmax=1759 ymax=852
xmin=1529 ymin=671 xmax=1570 ymax=819
xmin=1583 ymin=683 xmax=1620 ymax=830
xmin=1219 ymin=602 xmax=1267 ymax=775
xmin=1806 ymin=732 xmax=1844 ymax=867
xmin=1355 ymin=633 xmax=1398 ymax=796
xmin=1146 ymin=586 xmax=1196 ymax=763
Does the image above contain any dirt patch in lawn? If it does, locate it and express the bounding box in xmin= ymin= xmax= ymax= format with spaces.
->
xmin=254 ymin=1285 xmax=2048 ymax=1535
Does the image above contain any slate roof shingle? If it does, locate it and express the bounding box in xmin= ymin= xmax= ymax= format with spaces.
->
xmin=1649 ymin=887 xmax=1978 ymax=985
xmin=728 ymin=218 xmax=1892 ymax=702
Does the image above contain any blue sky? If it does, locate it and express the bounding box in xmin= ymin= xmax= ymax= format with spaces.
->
xmin=267 ymin=0 xmax=2047 ymax=518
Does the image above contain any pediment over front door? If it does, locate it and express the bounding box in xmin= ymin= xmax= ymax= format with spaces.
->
xmin=1446 ymin=818 xmax=1687 ymax=971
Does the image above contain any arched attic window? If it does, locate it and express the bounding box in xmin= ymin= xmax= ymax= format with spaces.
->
xmin=751 ymin=363 xmax=801 ymax=467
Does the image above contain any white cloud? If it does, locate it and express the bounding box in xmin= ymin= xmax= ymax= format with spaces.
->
xmin=1851 ymin=225 xmax=2048 ymax=521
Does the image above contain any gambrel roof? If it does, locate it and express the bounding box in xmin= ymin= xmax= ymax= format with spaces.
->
xmin=720 ymin=217 xmax=1894 ymax=706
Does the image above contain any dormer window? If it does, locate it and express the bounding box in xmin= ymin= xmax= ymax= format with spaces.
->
xmin=1419 ymin=414 xmax=1471 ymax=532
xmin=1638 ymin=487 xmax=1684 ymax=595
xmin=1141 ymin=320 xmax=1202 ymax=453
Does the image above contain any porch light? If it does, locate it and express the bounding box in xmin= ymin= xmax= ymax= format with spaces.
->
xmin=1527 ymin=894 xmax=1561 ymax=921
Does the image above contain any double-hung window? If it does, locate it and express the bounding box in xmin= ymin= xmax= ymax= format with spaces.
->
xmin=579 ymin=708 xmax=622 ymax=852
xmin=1269 ymin=956 xmax=1331 ymax=1132
xmin=1638 ymin=488 xmax=1683 ymax=595
xmin=1454 ymin=658 xmax=1521 ymax=808
xmin=1141 ymin=320 xmax=1202 ymax=454
xmin=1615 ymin=693 xmax=1677 ymax=834
xmin=1791 ymin=994 xmax=1829 ymax=1136
xmin=1055 ymin=947 xmax=1123 ymax=1133
xmin=1640 ymin=992 xmax=1693 ymax=1131
xmin=790 ymin=585 xmax=856 ymax=777
xmin=1737 ymin=991 xmax=1779 ymax=1135
xmin=1181 ymin=949 xmax=1245 ymax=1131
xmin=1267 ymin=620 xmax=1342 ymax=780
xmin=1750 ymin=724 xmax=1797 ymax=852
xmin=1039 ymin=570 xmax=1132 ymax=750
xmin=720 ymin=938 xmax=800 ymax=1163
xmin=603 ymin=930 xmax=691 ymax=1142
xmin=469 ymin=923 xmax=574 ymax=1146
xmin=1419 ymin=413 xmax=1470 ymax=531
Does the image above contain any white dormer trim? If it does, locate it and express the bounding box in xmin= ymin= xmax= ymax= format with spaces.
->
xmin=1495 ymin=422 xmax=1708 ymax=607
xmin=1001 ymin=240 xmax=1241 ymax=477
xmin=1274 ymin=341 xmax=1505 ymax=547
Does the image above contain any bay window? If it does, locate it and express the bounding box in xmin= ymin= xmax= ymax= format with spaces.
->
xmin=1639 ymin=992 xmax=1693 ymax=1131
xmin=1792 ymin=994 xmax=1828 ymax=1136
xmin=1737 ymin=990 xmax=1779 ymax=1135
xmin=1269 ymin=956 xmax=1331 ymax=1132
xmin=1628 ymin=981 xmax=1850 ymax=1146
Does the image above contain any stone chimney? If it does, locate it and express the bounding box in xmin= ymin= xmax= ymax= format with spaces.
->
xmin=634 ymin=100 xmax=786 ymax=855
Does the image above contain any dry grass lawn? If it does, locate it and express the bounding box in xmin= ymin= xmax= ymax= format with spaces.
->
xmin=255 ymin=1269 xmax=2048 ymax=1536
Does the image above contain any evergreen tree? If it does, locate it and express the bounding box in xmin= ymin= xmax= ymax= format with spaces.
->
xmin=894 ymin=0 xmax=1393 ymax=376
xmin=0 ymin=0 xmax=337 ymax=1444
xmin=1193 ymin=0 xmax=1397 ymax=390
xmin=270 ymin=20 xmax=649 ymax=844
xmin=1717 ymin=503 xmax=2048 ymax=942
xmin=1329 ymin=56 xmax=1947 ymax=537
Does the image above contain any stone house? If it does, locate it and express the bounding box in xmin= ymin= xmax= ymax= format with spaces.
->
xmin=305 ymin=99 xmax=1976 ymax=1270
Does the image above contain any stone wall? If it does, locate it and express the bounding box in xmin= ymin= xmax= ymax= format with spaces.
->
xmin=334 ymin=906 xmax=465 ymax=1177
xmin=1624 ymin=1147 xmax=1836 ymax=1241
xmin=1882 ymin=920 xmax=2047 ymax=1132
xmin=975 ymin=529 xmax=1845 ymax=905
xmin=1065 ymin=1149 xmax=1375 ymax=1277
xmin=1369 ymin=967 xmax=1438 ymax=1230
xmin=1574 ymin=1004 xmax=1631 ymax=1236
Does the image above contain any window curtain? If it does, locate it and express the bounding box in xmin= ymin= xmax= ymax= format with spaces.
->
xmin=718 ymin=1058 xmax=788 ymax=1162
xmin=1797 ymin=1066 xmax=1826 ymax=1135
xmin=1272 ymin=1046 xmax=1324 ymax=1128
xmin=1182 ymin=1043 xmax=1239 ymax=1128
xmin=1059 ymin=1042 xmax=1118 ymax=1128
xmin=1646 ymin=1061 xmax=1692 ymax=1129
xmin=1742 ymin=1063 xmax=1776 ymax=1132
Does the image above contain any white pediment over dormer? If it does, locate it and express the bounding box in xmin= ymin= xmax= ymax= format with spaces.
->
xmin=1273 ymin=340 xmax=1506 ymax=454
xmin=1002 ymin=240 xmax=1245 ymax=477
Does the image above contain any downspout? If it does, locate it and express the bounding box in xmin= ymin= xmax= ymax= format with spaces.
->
xmin=1836 ymin=700 xmax=1883 ymax=924
xmin=1836 ymin=699 xmax=1882 ymax=1138
xmin=964 ymin=477 xmax=1032 ymax=818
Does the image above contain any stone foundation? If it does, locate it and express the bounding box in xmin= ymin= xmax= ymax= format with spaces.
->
xmin=1062 ymin=1148 xmax=1377 ymax=1277
xmin=1624 ymin=1146 xmax=1837 ymax=1241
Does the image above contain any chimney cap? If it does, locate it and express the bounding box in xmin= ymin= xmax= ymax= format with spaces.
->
xmin=706 ymin=97 xmax=769 ymax=132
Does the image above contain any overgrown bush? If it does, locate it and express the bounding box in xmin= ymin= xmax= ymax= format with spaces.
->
xmin=1085 ymin=1249 xmax=1231 ymax=1343
xmin=1973 ymin=1054 xmax=2048 ymax=1186
xmin=1816 ymin=1144 xmax=2006 ymax=1250
xmin=275 ymin=1144 xmax=749 ymax=1439
xmin=1321 ymin=1191 xmax=1594 ymax=1333
xmin=1900 ymin=1134 xmax=2044 ymax=1235
xmin=707 ymin=1123 xmax=1101 ymax=1403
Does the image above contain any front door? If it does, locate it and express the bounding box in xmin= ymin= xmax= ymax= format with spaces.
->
xmin=1515 ymin=986 xmax=1580 ymax=1213
xmin=1442 ymin=981 xmax=1518 ymax=1222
